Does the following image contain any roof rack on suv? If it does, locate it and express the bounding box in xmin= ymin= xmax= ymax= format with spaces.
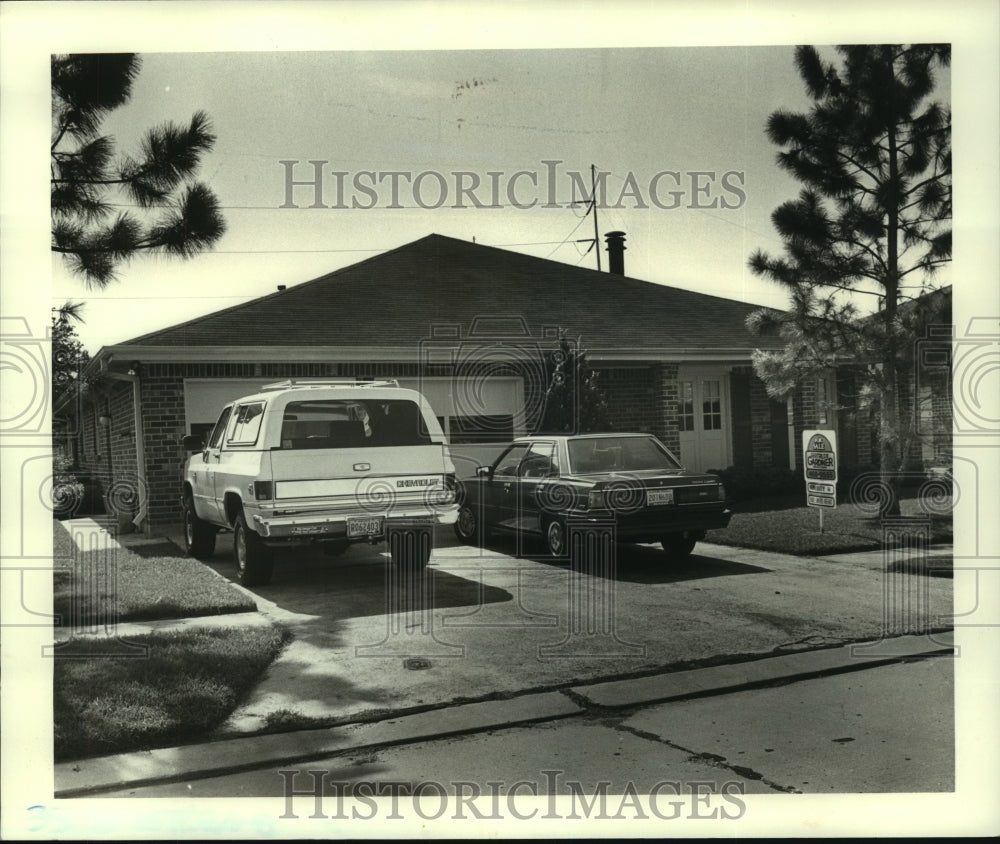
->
xmin=261 ymin=379 xmax=400 ymax=391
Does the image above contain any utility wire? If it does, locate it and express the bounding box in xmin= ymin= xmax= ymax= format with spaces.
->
xmin=545 ymin=209 xmax=592 ymax=259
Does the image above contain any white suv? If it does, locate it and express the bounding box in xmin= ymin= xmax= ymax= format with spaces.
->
xmin=181 ymin=380 xmax=458 ymax=585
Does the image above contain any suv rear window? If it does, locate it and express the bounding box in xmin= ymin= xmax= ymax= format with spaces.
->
xmin=280 ymin=399 xmax=434 ymax=449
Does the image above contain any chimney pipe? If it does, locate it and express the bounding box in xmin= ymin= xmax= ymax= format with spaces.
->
xmin=277 ymin=285 xmax=287 ymax=292
xmin=604 ymin=231 xmax=626 ymax=275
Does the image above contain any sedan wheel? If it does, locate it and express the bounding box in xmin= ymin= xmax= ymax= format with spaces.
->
xmin=454 ymin=505 xmax=480 ymax=545
xmin=661 ymin=533 xmax=697 ymax=559
xmin=545 ymin=518 xmax=567 ymax=557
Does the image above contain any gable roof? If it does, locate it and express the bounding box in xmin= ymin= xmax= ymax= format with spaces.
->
xmin=121 ymin=233 xmax=783 ymax=355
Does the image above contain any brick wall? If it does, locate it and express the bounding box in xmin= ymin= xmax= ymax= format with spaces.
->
xmin=903 ymin=367 xmax=952 ymax=468
xmin=658 ymin=364 xmax=680 ymax=455
xmin=924 ymin=371 xmax=952 ymax=464
xmin=791 ymin=381 xmax=809 ymax=470
xmin=597 ymin=366 xmax=661 ymax=435
xmin=597 ymin=364 xmax=680 ymax=449
xmin=107 ymin=382 xmax=139 ymax=521
xmin=139 ymin=374 xmax=187 ymax=528
xmin=856 ymin=410 xmax=874 ymax=467
xmin=73 ymin=391 xmax=114 ymax=503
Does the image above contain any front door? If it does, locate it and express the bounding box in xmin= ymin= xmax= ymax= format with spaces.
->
xmin=190 ymin=405 xmax=232 ymax=522
xmin=514 ymin=440 xmax=557 ymax=535
xmin=484 ymin=443 xmax=530 ymax=531
xmin=676 ymin=370 xmax=731 ymax=472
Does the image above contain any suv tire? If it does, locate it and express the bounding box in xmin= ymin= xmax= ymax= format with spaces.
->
xmin=234 ymin=510 xmax=274 ymax=586
xmin=183 ymin=492 xmax=217 ymax=559
xmin=390 ymin=524 xmax=432 ymax=571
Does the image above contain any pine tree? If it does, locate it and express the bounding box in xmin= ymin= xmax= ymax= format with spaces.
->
xmin=51 ymin=301 xmax=89 ymax=406
xmin=538 ymin=333 xmax=609 ymax=434
xmin=51 ymin=53 xmax=226 ymax=287
xmin=748 ymin=45 xmax=951 ymax=516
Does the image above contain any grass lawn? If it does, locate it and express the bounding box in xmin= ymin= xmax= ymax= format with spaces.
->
xmin=54 ymin=625 xmax=292 ymax=761
xmin=53 ymin=520 xmax=255 ymax=624
xmin=707 ymin=494 xmax=953 ymax=556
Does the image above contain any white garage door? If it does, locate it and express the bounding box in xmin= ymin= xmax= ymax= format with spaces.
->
xmin=396 ymin=376 xmax=525 ymax=441
xmin=183 ymin=379 xmax=276 ymax=435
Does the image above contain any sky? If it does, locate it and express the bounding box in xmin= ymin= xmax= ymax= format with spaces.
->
xmin=46 ymin=45 xmax=819 ymax=353
xmin=4 ymin=4 xmax=962 ymax=355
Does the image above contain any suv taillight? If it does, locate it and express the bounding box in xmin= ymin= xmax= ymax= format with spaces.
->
xmin=253 ymin=481 xmax=273 ymax=501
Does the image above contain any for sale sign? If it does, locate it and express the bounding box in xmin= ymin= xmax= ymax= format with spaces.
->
xmin=803 ymin=430 xmax=838 ymax=508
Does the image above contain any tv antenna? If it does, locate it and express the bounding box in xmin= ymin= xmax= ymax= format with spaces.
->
xmin=570 ymin=163 xmax=602 ymax=273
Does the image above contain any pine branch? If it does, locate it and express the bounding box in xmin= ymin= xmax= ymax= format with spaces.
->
xmin=51 ymin=54 xmax=226 ymax=286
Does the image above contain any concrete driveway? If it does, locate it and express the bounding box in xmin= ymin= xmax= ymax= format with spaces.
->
xmin=178 ymin=529 xmax=953 ymax=737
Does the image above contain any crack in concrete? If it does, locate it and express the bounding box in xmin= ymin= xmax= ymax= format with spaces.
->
xmin=559 ymin=688 xmax=593 ymax=710
xmin=769 ymin=634 xmax=853 ymax=653
xmin=611 ymin=722 xmax=802 ymax=794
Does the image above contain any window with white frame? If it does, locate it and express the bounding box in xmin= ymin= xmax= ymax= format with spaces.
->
xmin=679 ymin=382 xmax=695 ymax=431
xmin=702 ymin=380 xmax=722 ymax=430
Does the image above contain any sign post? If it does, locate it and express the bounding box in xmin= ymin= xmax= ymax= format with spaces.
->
xmin=802 ymin=430 xmax=838 ymax=532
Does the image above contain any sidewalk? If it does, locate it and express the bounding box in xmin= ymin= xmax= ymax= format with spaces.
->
xmin=53 ymin=631 xmax=953 ymax=797
xmin=816 ymin=543 xmax=954 ymax=572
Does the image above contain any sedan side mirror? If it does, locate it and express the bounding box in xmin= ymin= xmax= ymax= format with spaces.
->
xmin=476 ymin=465 xmax=491 ymax=479
xmin=182 ymin=434 xmax=205 ymax=452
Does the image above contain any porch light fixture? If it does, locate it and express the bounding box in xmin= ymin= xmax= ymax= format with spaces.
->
xmin=98 ymin=415 xmax=111 ymax=427
xmin=128 ymin=361 xmax=141 ymax=376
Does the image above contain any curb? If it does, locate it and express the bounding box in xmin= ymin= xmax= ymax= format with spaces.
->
xmin=54 ymin=631 xmax=953 ymax=797
xmin=52 ymin=611 xmax=273 ymax=644
xmin=571 ymin=629 xmax=953 ymax=708
xmin=55 ymin=692 xmax=583 ymax=798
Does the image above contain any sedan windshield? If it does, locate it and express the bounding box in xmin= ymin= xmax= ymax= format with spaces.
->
xmin=567 ymin=436 xmax=683 ymax=473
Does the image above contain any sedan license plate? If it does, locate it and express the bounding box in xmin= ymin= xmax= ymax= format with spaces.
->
xmin=347 ymin=516 xmax=384 ymax=538
xmin=646 ymin=489 xmax=675 ymax=506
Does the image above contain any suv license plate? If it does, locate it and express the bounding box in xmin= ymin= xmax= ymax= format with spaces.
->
xmin=646 ymin=489 xmax=675 ymax=506
xmin=347 ymin=516 xmax=384 ymax=538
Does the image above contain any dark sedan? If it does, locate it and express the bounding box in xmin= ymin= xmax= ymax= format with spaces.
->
xmin=454 ymin=433 xmax=731 ymax=559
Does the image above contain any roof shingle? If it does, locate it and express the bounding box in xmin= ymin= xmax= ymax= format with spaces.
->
xmin=123 ymin=233 xmax=783 ymax=353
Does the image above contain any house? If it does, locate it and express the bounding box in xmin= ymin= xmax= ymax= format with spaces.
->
xmin=55 ymin=232 xmax=882 ymax=533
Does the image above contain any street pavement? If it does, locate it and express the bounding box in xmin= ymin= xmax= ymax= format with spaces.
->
xmin=98 ymin=653 xmax=954 ymax=799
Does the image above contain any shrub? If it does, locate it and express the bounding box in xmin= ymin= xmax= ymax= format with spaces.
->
xmin=707 ymin=465 xmax=805 ymax=502
xmin=52 ymin=454 xmax=85 ymax=520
